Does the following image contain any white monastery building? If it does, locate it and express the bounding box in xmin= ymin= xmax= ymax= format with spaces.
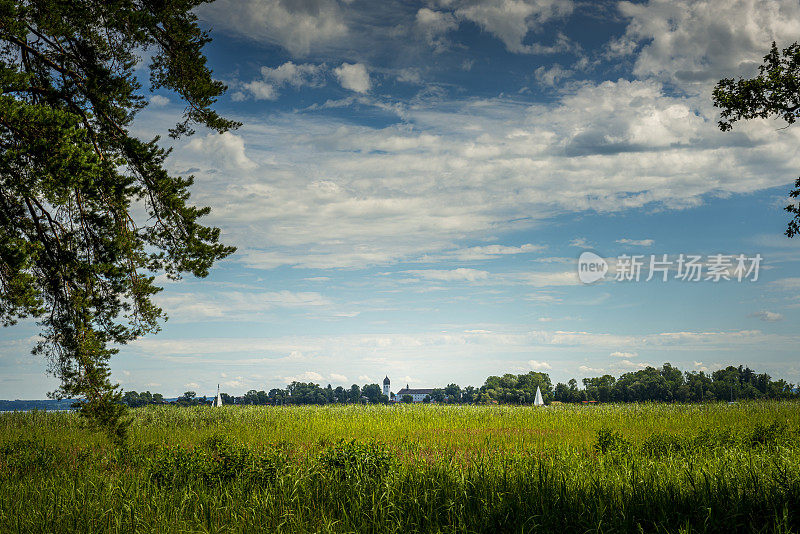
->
xmin=384 ymin=376 xmax=436 ymax=403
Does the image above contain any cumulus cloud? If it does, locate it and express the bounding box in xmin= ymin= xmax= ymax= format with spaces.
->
xmin=416 ymin=8 xmax=459 ymax=51
xmin=750 ymin=311 xmax=784 ymax=322
xmin=447 ymin=0 xmax=574 ymax=53
xmin=156 ymin=1 xmax=800 ymax=273
xmin=242 ymin=80 xmax=277 ymax=100
xmin=185 ymin=132 xmax=257 ymax=171
xmin=616 ymin=0 xmax=800 ymax=90
xmin=149 ymin=95 xmax=170 ymax=106
xmin=529 ymin=359 xmax=552 ymax=370
xmin=242 ymin=62 xmax=326 ymax=100
xmin=534 ymin=63 xmax=572 ymax=86
xmin=197 ymin=0 xmax=348 ymax=56
xmin=610 ymin=351 xmax=638 ymax=358
xmin=263 ymin=61 xmax=326 ymax=87
xmin=334 ymin=63 xmax=371 ymax=93
xmin=163 ymin=77 xmax=799 ymax=269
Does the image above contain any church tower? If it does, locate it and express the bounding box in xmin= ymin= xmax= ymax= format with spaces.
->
xmin=383 ymin=376 xmax=390 ymax=398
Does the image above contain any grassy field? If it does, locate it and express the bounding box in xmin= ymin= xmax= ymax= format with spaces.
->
xmin=0 ymin=401 xmax=798 ymax=533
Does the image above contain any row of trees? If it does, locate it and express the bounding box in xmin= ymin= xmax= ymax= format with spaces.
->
xmin=122 ymin=364 xmax=798 ymax=407
xmin=477 ymin=364 xmax=797 ymax=405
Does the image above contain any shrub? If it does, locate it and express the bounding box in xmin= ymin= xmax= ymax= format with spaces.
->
xmin=317 ymin=439 xmax=395 ymax=481
xmin=0 ymin=438 xmax=63 ymax=477
xmin=146 ymin=437 xmax=287 ymax=487
xmin=594 ymin=428 xmax=630 ymax=454
xmin=748 ymin=421 xmax=788 ymax=447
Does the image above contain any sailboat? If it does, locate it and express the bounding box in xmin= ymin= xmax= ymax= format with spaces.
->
xmin=213 ymin=384 xmax=223 ymax=407
xmin=533 ymin=385 xmax=544 ymax=406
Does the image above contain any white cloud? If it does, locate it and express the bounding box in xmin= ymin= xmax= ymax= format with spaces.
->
xmin=529 ymin=359 xmax=552 ymax=370
xmin=428 ymin=243 xmax=543 ymax=261
xmin=358 ymin=375 xmax=372 ymax=382
xmin=223 ymin=376 xmax=249 ymax=389
xmin=771 ymin=277 xmax=800 ymax=290
xmin=284 ymin=371 xmax=325 ymax=383
xmin=616 ymin=0 xmax=800 ymax=90
xmin=197 ymin=0 xmax=348 ymax=56
xmin=448 ymin=0 xmax=574 ymax=54
xmin=579 ymin=365 xmax=604 ymax=374
xmin=403 ymin=268 xmax=490 ymax=282
xmin=416 ymin=8 xmax=458 ymax=50
xmin=610 ymin=351 xmax=638 ymax=358
xmin=263 ymin=62 xmax=326 ymax=87
xmin=525 ymin=294 xmax=562 ymax=303
xmin=149 ymin=95 xmax=170 ymax=106
xmin=162 ymin=70 xmax=799 ymax=271
xmin=750 ymin=311 xmax=784 ymax=322
xmin=184 ymin=382 xmax=200 ymax=389
xmin=329 ymin=373 xmax=348 ymax=382
xmin=616 ymin=238 xmax=654 ymax=247
xmin=155 ymin=290 xmax=334 ymax=321
xmin=243 ymin=62 xmax=326 ymax=100
xmin=534 ymin=63 xmax=571 ymax=86
xmin=242 ymin=80 xmax=278 ymax=100
xmin=334 ymin=63 xmax=371 ymax=93
xmin=515 ymin=271 xmax=579 ymax=287
xmin=185 ymin=132 xmax=257 ymax=171
xmin=132 ymin=329 xmax=795 ymax=360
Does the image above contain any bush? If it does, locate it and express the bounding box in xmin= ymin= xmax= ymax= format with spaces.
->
xmin=748 ymin=421 xmax=788 ymax=447
xmin=594 ymin=428 xmax=630 ymax=454
xmin=0 ymin=438 xmax=63 ymax=477
xmin=317 ymin=439 xmax=395 ymax=482
xmin=146 ymin=437 xmax=287 ymax=487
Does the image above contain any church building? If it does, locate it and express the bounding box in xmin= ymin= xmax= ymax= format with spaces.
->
xmin=384 ymin=376 xmax=435 ymax=403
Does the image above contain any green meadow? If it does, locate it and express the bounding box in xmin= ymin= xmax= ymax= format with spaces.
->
xmin=1 ymin=401 xmax=798 ymax=533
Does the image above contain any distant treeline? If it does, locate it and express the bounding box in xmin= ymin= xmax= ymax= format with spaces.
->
xmin=119 ymin=364 xmax=798 ymax=407
xmin=0 ymin=399 xmax=77 ymax=412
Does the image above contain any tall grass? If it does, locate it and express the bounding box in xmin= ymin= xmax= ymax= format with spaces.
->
xmin=1 ymin=401 xmax=798 ymax=532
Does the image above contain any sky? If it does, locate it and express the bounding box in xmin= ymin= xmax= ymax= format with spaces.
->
xmin=2 ymin=0 xmax=800 ymax=399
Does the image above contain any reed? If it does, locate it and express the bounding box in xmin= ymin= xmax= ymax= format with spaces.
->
xmin=1 ymin=401 xmax=797 ymax=532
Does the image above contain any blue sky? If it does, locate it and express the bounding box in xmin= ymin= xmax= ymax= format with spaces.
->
xmin=3 ymin=0 xmax=800 ymax=399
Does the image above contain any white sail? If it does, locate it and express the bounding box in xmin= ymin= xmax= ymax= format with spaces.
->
xmin=534 ymin=385 xmax=544 ymax=406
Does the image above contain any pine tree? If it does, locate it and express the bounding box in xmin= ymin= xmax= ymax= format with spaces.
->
xmin=0 ymin=0 xmax=236 ymax=442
